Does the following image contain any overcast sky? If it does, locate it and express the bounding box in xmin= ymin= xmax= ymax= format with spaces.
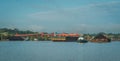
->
xmin=0 ymin=0 xmax=120 ymax=33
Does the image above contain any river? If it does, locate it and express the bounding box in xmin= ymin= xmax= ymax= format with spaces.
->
xmin=0 ymin=41 xmax=120 ymax=61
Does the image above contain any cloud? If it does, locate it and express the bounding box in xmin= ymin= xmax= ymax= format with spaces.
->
xmin=27 ymin=1 xmax=120 ymax=33
xmin=27 ymin=25 xmax=45 ymax=32
xmin=71 ymin=23 xmax=120 ymax=33
xmin=29 ymin=1 xmax=120 ymax=22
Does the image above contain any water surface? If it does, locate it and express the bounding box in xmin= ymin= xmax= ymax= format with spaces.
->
xmin=0 ymin=41 xmax=120 ymax=61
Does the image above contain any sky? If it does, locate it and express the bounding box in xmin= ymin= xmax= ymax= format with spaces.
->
xmin=0 ymin=0 xmax=120 ymax=33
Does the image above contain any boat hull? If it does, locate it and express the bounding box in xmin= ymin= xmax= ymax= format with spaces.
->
xmin=90 ymin=39 xmax=111 ymax=43
xmin=8 ymin=36 xmax=25 ymax=41
xmin=77 ymin=40 xmax=88 ymax=43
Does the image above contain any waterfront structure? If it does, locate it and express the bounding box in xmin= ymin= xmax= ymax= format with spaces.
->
xmin=13 ymin=32 xmax=81 ymax=41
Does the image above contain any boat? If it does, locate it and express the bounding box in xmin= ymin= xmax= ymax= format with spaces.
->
xmin=77 ymin=37 xmax=88 ymax=43
xmin=91 ymin=33 xmax=111 ymax=43
xmin=8 ymin=36 xmax=25 ymax=41
xmin=51 ymin=36 xmax=79 ymax=42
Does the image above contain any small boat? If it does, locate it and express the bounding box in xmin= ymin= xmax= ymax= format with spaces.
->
xmin=77 ymin=37 xmax=88 ymax=43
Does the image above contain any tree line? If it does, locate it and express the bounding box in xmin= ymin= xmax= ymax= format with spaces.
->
xmin=0 ymin=28 xmax=37 ymax=34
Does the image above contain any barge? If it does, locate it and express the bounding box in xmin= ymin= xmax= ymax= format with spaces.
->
xmin=8 ymin=36 xmax=25 ymax=41
xmin=91 ymin=33 xmax=111 ymax=43
xmin=51 ymin=36 xmax=88 ymax=43
xmin=51 ymin=36 xmax=79 ymax=42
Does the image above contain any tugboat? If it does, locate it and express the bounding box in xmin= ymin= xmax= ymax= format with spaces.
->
xmin=77 ymin=37 xmax=88 ymax=43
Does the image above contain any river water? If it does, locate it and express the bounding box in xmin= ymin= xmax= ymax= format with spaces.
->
xmin=0 ymin=41 xmax=120 ymax=61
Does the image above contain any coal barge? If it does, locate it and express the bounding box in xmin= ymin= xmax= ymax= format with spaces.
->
xmin=51 ymin=36 xmax=79 ymax=42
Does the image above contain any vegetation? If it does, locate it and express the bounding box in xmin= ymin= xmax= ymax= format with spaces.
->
xmin=0 ymin=28 xmax=36 ymax=34
xmin=0 ymin=28 xmax=37 ymax=40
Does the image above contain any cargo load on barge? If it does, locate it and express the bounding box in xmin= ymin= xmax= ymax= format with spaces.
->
xmin=50 ymin=36 xmax=79 ymax=42
xmin=90 ymin=33 xmax=111 ymax=43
